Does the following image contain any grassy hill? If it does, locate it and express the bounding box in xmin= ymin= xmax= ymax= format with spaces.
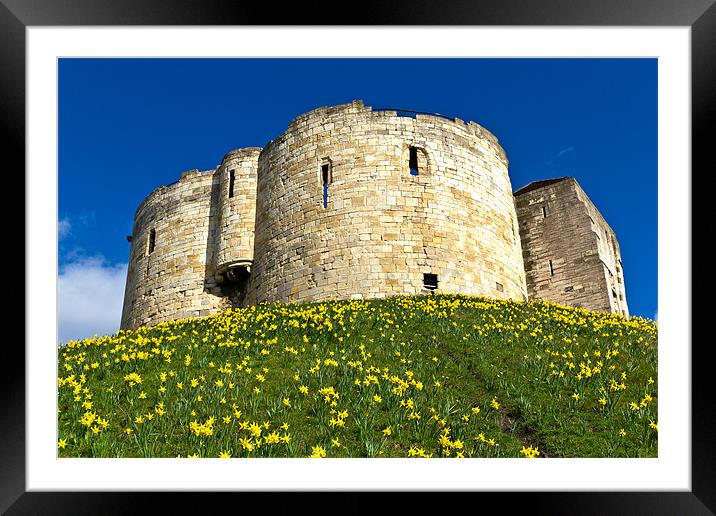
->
xmin=57 ymin=294 xmax=657 ymax=458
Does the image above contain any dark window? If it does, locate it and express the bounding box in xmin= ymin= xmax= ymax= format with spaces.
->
xmin=229 ymin=170 xmax=235 ymax=198
xmin=549 ymin=260 xmax=554 ymax=276
xmin=423 ymin=273 xmax=438 ymax=291
xmin=409 ymin=146 xmax=419 ymax=176
xmin=148 ymin=229 xmax=156 ymax=255
xmin=495 ymin=282 xmax=504 ymax=292
xmin=321 ymin=162 xmax=331 ymax=208
xmin=542 ymin=206 xmax=547 ymax=218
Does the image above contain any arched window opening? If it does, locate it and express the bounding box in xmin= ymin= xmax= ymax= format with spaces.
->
xmin=409 ymin=146 xmax=419 ymax=176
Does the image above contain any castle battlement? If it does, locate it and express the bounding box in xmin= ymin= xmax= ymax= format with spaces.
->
xmin=120 ymin=101 xmax=627 ymax=330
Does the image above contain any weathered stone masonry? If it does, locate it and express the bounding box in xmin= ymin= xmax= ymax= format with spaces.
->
xmin=246 ymin=101 xmax=527 ymax=306
xmin=120 ymin=100 xmax=628 ymax=330
xmin=514 ymin=178 xmax=628 ymax=316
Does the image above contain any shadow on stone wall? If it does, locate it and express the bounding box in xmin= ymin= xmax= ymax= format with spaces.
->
xmin=203 ymin=171 xmax=248 ymax=310
xmin=203 ymin=172 xmax=224 ymax=300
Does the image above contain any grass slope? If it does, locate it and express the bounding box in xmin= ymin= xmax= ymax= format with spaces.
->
xmin=58 ymin=294 xmax=658 ymax=458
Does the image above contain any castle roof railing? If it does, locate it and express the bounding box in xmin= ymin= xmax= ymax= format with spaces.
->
xmin=372 ymin=107 xmax=457 ymax=122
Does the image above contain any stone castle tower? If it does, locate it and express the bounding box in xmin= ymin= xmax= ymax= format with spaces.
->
xmin=120 ymin=100 xmax=628 ymax=330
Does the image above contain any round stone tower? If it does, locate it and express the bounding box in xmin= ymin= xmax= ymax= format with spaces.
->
xmin=245 ymin=100 xmax=527 ymax=305
xmin=213 ymin=147 xmax=261 ymax=305
xmin=120 ymin=168 xmax=230 ymax=330
xmin=121 ymin=146 xmax=263 ymax=330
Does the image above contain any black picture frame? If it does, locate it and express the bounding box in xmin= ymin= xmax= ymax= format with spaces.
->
xmin=5 ymin=1 xmax=711 ymax=513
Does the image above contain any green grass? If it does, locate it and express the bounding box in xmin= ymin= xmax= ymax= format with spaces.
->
xmin=57 ymin=294 xmax=657 ymax=458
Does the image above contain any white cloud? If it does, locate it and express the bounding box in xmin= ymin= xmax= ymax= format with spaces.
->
xmin=58 ymin=218 xmax=71 ymax=240
xmin=57 ymin=256 xmax=128 ymax=344
xmin=556 ymin=145 xmax=575 ymax=158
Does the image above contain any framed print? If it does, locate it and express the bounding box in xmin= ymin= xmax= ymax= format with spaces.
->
xmin=5 ymin=0 xmax=713 ymax=513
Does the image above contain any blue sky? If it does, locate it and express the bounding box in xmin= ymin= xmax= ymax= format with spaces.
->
xmin=58 ymin=58 xmax=657 ymax=342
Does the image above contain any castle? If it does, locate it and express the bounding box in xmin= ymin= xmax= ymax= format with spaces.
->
xmin=120 ymin=100 xmax=628 ymax=330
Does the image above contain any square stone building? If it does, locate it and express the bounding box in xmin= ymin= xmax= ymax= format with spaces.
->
xmin=514 ymin=177 xmax=628 ymax=316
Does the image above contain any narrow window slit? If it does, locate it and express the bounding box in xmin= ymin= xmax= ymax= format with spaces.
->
xmin=548 ymin=260 xmax=554 ymax=276
xmin=148 ymin=229 xmax=156 ymax=255
xmin=321 ymin=160 xmax=332 ymax=209
xmin=229 ymin=169 xmax=235 ymax=198
xmin=542 ymin=206 xmax=547 ymax=218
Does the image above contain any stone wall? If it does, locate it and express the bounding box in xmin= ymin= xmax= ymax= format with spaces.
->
xmin=514 ymin=177 xmax=628 ymax=315
xmin=245 ymin=100 xmax=528 ymax=305
xmin=120 ymin=168 xmax=231 ymax=329
xmin=574 ymin=181 xmax=629 ymax=315
xmin=120 ymin=101 xmax=629 ymax=331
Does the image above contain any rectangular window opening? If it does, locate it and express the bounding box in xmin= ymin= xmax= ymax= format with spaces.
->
xmin=409 ymin=146 xmax=419 ymax=176
xmin=321 ymin=163 xmax=330 ymax=209
xmin=542 ymin=206 xmax=547 ymax=218
xmin=548 ymin=260 xmax=554 ymax=276
xmin=423 ymin=273 xmax=438 ymax=291
xmin=229 ymin=170 xmax=235 ymax=198
xmin=495 ymin=281 xmax=504 ymax=292
xmin=148 ymin=229 xmax=156 ymax=255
